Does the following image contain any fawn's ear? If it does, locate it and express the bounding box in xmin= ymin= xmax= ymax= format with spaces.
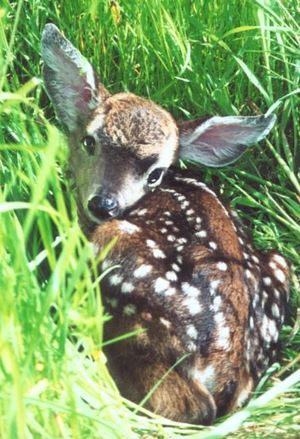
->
xmin=41 ymin=24 xmax=107 ymax=132
xmin=178 ymin=114 xmax=276 ymax=167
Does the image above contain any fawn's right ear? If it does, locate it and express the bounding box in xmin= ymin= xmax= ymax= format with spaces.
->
xmin=41 ymin=24 xmax=107 ymax=132
xmin=178 ymin=114 xmax=276 ymax=167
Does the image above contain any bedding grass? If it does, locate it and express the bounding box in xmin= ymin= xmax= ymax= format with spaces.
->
xmin=0 ymin=0 xmax=299 ymax=437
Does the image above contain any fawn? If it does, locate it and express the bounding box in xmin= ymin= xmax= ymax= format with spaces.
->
xmin=41 ymin=24 xmax=289 ymax=424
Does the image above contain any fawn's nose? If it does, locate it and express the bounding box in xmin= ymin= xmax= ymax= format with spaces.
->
xmin=88 ymin=192 xmax=119 ymax=219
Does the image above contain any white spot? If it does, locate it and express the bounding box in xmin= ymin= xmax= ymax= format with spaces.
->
xmin=183 ymin=296 xmax=202 ymax=315
xmin=196 ymin=230 xmax=207 ymax=238
xmin=164 ymin=211 xmax=171 ymax=216
xmin=128 ymin=208 xmax=139 ymax=216
xmin=166 ymin=271 xmax=178 ymax=282
xmin=175 ymin=176 xmax=197 ymax=185
xmin=186 ymin=209 xmax=195 ymax=215
xmin=118 ymin=221 xmax=140 ymax=234
xmin=177 ymin=195 xmax=186 ymax=201
xmin=165 ymin=220 xmax=173 ymax=226
xmin=176 ymin=245 xmax=184 ymax=252
xmin=189 ymin=365 xmax=215 ymax=392
xmin=177 ymin=255 xmax=183 ymax=264
xmin=243 ymin=252 xmax=250 ymax=260
xmin=172 ymin=263 xmax=180 ymax=272
xmin=217 ymin=262 xmax=228 ymax=271
xmin=210 ymin=279 xmax=221 ymax=293
xmin=249 ymin=316 xmax=254 ymax=330
xmin=164 ymin=287 xmax=176 ymax=296
xmin=245 ymin=269 xmax=253 ymax=279
xmin=102 ymin=259 xmax=111 ymax=270
xmin=186 ymin=324 xmax=198 ymax=339
xmin=134 ymin=264 xmax=152 ymax=278
xmin=238 ymin=237 xmax=244 ymax=245
xmin=121 ymin=282 xmax=134 ymax=294
xmin=154 ymin=277 xmax=170 ymax=293
xmin=257 ymin=349 xmax=264 ymax=362
xmin=123 ymin=304 xmax=136 ymax=316
xmin=178 ymin=237 xmax=188 ymax=244
xmin=182 ymin=282 xmax=199 ymax=298
xmin=196 ymin=217 xmax=202 ymax=224
xmin=251 ymin=254 xmax=259 ymax=264
xmin=160 ymin=318 xmax=171 ymax=328
xmin=213 ymin=296 xmax=222 ymax=311
xmin=181 ymin=201 xmax=190 ymax=209
xmin=271 ymin=303 xmax=280 ymax=319
xmin=272 ymin=254 xmax=288 ymax=268
xmin=187 ymin=341 xmax=197 ymax=352
xmin=106 ymin=297 xmax=118 ymax=308
xmin=167 ymin=235 xmax=176 ymax=242
xmin=153 ymin=248 xmax=166 ymax=259
xmin=209 ymin=241 xmax=217 ymax=250
xmin=268 ymin=319 xmax=278 ymax=341
xmin=146 ymin=239 xmax=156 ymax=248
xmin=260 ymin=315 xmax=271 ymax=342
xmin=216 ymin=325 xmax=231 ymax=350
xmin=231 ymin=209 xmax=241 ymax=218
xmin=263 ymin=276 xmax=272 ymax=286
xmin=261 ymin=290 xmax=268 ymax=310
xmin=274 ymin=289 xmax=280 ymax=300
xmin=137 ymin=208 xmax=148 ymax=216
xmin=215 ymin=312 xmax=226 ymax=326
xmin=160 ymin=227 xmax=167 ymax=234
xmin=215 ymin=313 xmax=231 ymax=350
xmin=109 ymin=274 xmax=123 ymax=286
xmin=253 ymin=293 xmax=260 ymax=307
xmin=274 ymin=269 xmax=286 ymax=283
xmin=172 ymin=226 xmax=180 ymax=232
xmin=269 ymin=261 xmax=277 ymax=270
xmin=160 ymin=188 xmax=176 ymax=194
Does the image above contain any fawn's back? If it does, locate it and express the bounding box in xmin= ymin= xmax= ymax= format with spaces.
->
xmin=41 ymin=24 xmax=289 ymax=424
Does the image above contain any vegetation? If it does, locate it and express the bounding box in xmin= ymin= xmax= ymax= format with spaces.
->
xmin=0 ymin=0 xmax=299 ymax=437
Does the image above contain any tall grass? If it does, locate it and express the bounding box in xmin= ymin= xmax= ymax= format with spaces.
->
xmin=0 ymin=0 xmax=299 ymax=437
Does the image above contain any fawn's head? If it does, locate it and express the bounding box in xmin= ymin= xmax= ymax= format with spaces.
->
xmin=42 ymin=24 xmax=276 ymax=223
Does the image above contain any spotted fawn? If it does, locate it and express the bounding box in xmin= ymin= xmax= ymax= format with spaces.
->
xmin=41 ymin=24 xmax=290 ymax=424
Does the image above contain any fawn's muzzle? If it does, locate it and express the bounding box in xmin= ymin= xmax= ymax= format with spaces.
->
xmin=88 ymin=192 xmax=119 ymax=219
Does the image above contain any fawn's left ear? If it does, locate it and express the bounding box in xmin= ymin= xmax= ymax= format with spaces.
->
xmin=41 ymin=24 xmax=106 ymax=133
xmin=178 ymin=114 xmax=276 ymax=167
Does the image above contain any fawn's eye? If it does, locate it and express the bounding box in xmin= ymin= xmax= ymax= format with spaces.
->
xmin=147 ymin=168 xmax=165 ymax=187
xmin=81 ymin=136 xmax=96 ymax=155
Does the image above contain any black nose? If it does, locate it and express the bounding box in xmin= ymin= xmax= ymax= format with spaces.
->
xmin=88 ymin=193 xmax=119 ymax=219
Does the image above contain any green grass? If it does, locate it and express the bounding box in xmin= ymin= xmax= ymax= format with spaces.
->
xmin=0 ymin=0 xmax=299 ymax=437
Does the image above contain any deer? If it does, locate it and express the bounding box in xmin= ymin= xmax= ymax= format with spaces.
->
xmin=41 ymin=24 xmax=290 ymax=425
